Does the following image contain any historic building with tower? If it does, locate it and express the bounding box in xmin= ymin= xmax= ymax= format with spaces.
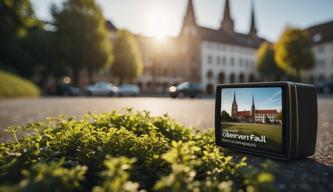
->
xmin=127 ymin=0 xmax=267 ymax=93
xmin=231 ymin=92 xmax=279 ymax=123
xmin=103 ymin=0 xmax=333 ymax=93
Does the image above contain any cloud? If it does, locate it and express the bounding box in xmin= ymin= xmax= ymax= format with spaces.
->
xmin=259 ymin=89 xmax=282 ymax=107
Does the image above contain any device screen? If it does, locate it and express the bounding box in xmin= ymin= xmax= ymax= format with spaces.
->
xmin=220 ymin=87 xmax=283 ymax=153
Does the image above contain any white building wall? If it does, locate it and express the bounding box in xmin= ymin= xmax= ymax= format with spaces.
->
xmin=255 ymin=114 xmax=277 ymax=123
xmin=201 ymin=40 xmax=258 ymax=91
xmin=312 ymin=42 xmax=333 ymax=81
xmin=303 ymin=41 xmax=333 ymax=82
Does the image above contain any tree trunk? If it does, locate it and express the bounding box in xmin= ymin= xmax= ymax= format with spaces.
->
xmin=88 ymin=68 xmax=94 ymax=84
xmin=295 ymin=68 xmax=301 ymax=82
xmin=119 ymin=76 xmax=124 ymax=85
xmin=73 ymin=68 xmax=80 ymax=86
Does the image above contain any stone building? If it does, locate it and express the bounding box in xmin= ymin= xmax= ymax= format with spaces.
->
xmin=304 ymin=21 xmax=333 ymax=82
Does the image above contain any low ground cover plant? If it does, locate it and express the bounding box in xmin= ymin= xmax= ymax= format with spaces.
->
xmin=0 ymin=70 xmax=40 ymax=98
xmin=0 ymin=109 xmax=275 ymax=192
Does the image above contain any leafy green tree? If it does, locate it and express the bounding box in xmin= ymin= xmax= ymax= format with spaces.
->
xmin=52 ymin=0 xmax=112 ymax=85
xmin=275 ymin=27 xmax=314 ymax=81
xmin=112 ymin=30 xmax=143 ymax=84
xmin=264 ymin=115 xmax=271 ymax=124
xmin=23 ymin=28 xmax=65 ymax=89
xmin=221 ymin=110 xmax=232 ymax=122
xmin=256 ymin=42 xmax=284 ymax=81
xmin=0 ymin=0 xmax=40 ymax=78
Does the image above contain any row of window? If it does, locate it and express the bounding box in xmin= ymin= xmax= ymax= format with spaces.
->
xmin=316 ymin=57 xmax=333 ymax=68
xmin=204 ymin=42 xmax=256 ymax=55
xmin=255 ymin=114 xmax=276 ymax=117
xmin=207 ymin=55 xmax=255 ymax=68
xmin=315 ymin=44 xmax=333 ymax=54
xmin=206 ymin=71 xmax=256 ymax=84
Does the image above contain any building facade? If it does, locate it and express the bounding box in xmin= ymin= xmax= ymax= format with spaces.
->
xmin=231 ymin=92 xmax=279 ymax=124
xmin=104 ymin=0 xmax=333 ymax=93
xmin=305 ymin=21 xmax=333 ymax=82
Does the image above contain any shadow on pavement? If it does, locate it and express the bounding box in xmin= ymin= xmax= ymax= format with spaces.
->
xmin=229 ymin=151 xmax=333 ymax=192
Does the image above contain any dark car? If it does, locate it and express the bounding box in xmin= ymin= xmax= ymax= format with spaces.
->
xmin=169 ymin=82 xmax=204 ymax=98
xmin=53 ymin=84 xmax=81 ymax=96
xmin=316 ymin=81 xmax=333 ymax=93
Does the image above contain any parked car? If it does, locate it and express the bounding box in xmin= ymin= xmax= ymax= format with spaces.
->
xmin=85 ymin=81 xmax=119 ymax=96
xmin=48 ymin=84 xmax=81 ymax=96
xmin=316 ymin=81 xmax=333 ymax=93
xmin=118 ymin=84 xmax=140 ymax=97
xmin=169 ymin=82 xmax=204 ymax=98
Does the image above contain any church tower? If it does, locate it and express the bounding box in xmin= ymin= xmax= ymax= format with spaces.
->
xmin=251 ymin=94 xmax=256 ymax=120
xmin=248 ymin=1 xmax=257 ymax=37
xmin=180 ymin=0 xmax=197 ymax=36
xmin=231 ymin=92 xmax=238 ymax=119
xmin=220 ymin=0 xmax=234 ymax=33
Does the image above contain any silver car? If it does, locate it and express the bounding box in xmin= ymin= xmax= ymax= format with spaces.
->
xmin=118 ymin=84 xmax=140 ymax=97
xmin=85 ymin=81 xmax=119 ymax=96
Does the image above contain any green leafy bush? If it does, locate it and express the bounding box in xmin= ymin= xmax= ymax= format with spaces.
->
xmin=0 ymin=70 xmax=40 ymax=98
xmin=0 ymin=109 xmax=276 ymax=191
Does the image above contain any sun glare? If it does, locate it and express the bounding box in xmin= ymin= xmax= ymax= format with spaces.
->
xmin=147 ymin=14 xmax=170 ymax=40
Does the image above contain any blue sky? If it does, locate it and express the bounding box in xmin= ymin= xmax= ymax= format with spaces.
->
xmin=221 ymin=87 xmax=282 ymax=115
xmin=31 ymin=0 xmax=333 ymax=41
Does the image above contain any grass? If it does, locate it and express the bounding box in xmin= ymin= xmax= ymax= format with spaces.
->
xmin=0 ymin=109 xmax=276 ymax=192
xmin=222 ymin=122 xmax=282 ymax=152
xmin=0 ymin=70 xmax=40 ymax=98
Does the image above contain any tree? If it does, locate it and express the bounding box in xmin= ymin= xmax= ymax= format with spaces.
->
xmin=275 ymin=27 xmax=314 ymax=81
xmin=256 ymin=42 xmax=284 ymax=81
xmin=0 ymin=0 xmax=40 ymax=78
xmin=264 ymin=115 xmax=271 ymax=124
xmin=23 ymin=28 xmax=67 ymax=89
xmin=221 ymin=110 xmax=232 ymax=122
xmin=112 ymin=30 xmax=143 ymax=84
xmin=52 ymin=0 xmax=112 ymax=85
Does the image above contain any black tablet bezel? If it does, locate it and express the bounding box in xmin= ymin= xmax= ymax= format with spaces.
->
xmin=215 ymin=82 xmax=291 ymax=159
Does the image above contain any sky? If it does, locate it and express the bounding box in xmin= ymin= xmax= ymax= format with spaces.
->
xmin=31 ymin=0 xmax=333 ymax=41
xmin=221 ymin=87 xmax=282 ymax=115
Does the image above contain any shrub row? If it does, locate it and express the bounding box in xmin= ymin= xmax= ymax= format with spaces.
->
xmin=0 ymin=109 xmax=275 ymax=191
xmin=0 ymin=70 xmax=40 ymax=98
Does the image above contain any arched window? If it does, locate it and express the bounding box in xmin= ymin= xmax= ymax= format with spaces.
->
xmin=239 ymin=73 xmax=245 ymax=83
xmin=218 ymin=72 xmax=225 ymax=84
xmin=206 ymin=84 xmax=214 ymax=94
xmin=249 ymin=74 xmax=255 ymax=82
xmin=230 ymin=73 xmax=235 ymax=83
xmin=207 ymin=70 xmax=213 ymax=79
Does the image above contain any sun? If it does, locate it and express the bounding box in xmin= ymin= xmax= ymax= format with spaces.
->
xmin=147 ymin=14 xmax=170 ymax=40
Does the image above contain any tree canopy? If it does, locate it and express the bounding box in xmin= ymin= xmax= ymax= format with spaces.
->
xmin=112 ymin=30 xmax=143 ymax=84
xmin=274 ymin=27 xmax=314 ymax=80
xmin=256 ymin=42 xmax=284 ymax=81
xmin=52 ymin=0 xmax=112 ymax=85
xmin=0 ymin=0 xmax=40 ymax=78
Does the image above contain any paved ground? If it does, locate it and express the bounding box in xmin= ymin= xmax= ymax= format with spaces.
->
xmin=0 ymin=97 xmax=332 ymax=191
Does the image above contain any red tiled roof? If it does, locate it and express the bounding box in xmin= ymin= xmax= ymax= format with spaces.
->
xmin=237 ymin=111 xmax=251 ymax=117
xmin=197 ymin=26 xmax=267 ymax=48
xmin=306 ymin=20 xmax=333 ymax=45
xmin=255 ymin=110 xmax=278 ymax=114
xmin=105 ymin=20 xmax=117 ymax=31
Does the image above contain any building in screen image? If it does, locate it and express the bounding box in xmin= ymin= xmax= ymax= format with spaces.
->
xmin=222 ymin=88 xmax=282 ymax=125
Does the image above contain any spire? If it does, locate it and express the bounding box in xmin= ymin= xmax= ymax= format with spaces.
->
xmin=249 ymin=1 xmax=257 ymax=36
xmin=252 ymin=94 xmax=255 ymax=108
xmin=232 ymin=91 xmax=237 ymax=105
xmin=181 ymin=0 xmax=197 ymax=35
xmin=184 ymin=0 xmax=196 ymax=25
xmin=220 ymin=0 xmax=234 ymax=33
